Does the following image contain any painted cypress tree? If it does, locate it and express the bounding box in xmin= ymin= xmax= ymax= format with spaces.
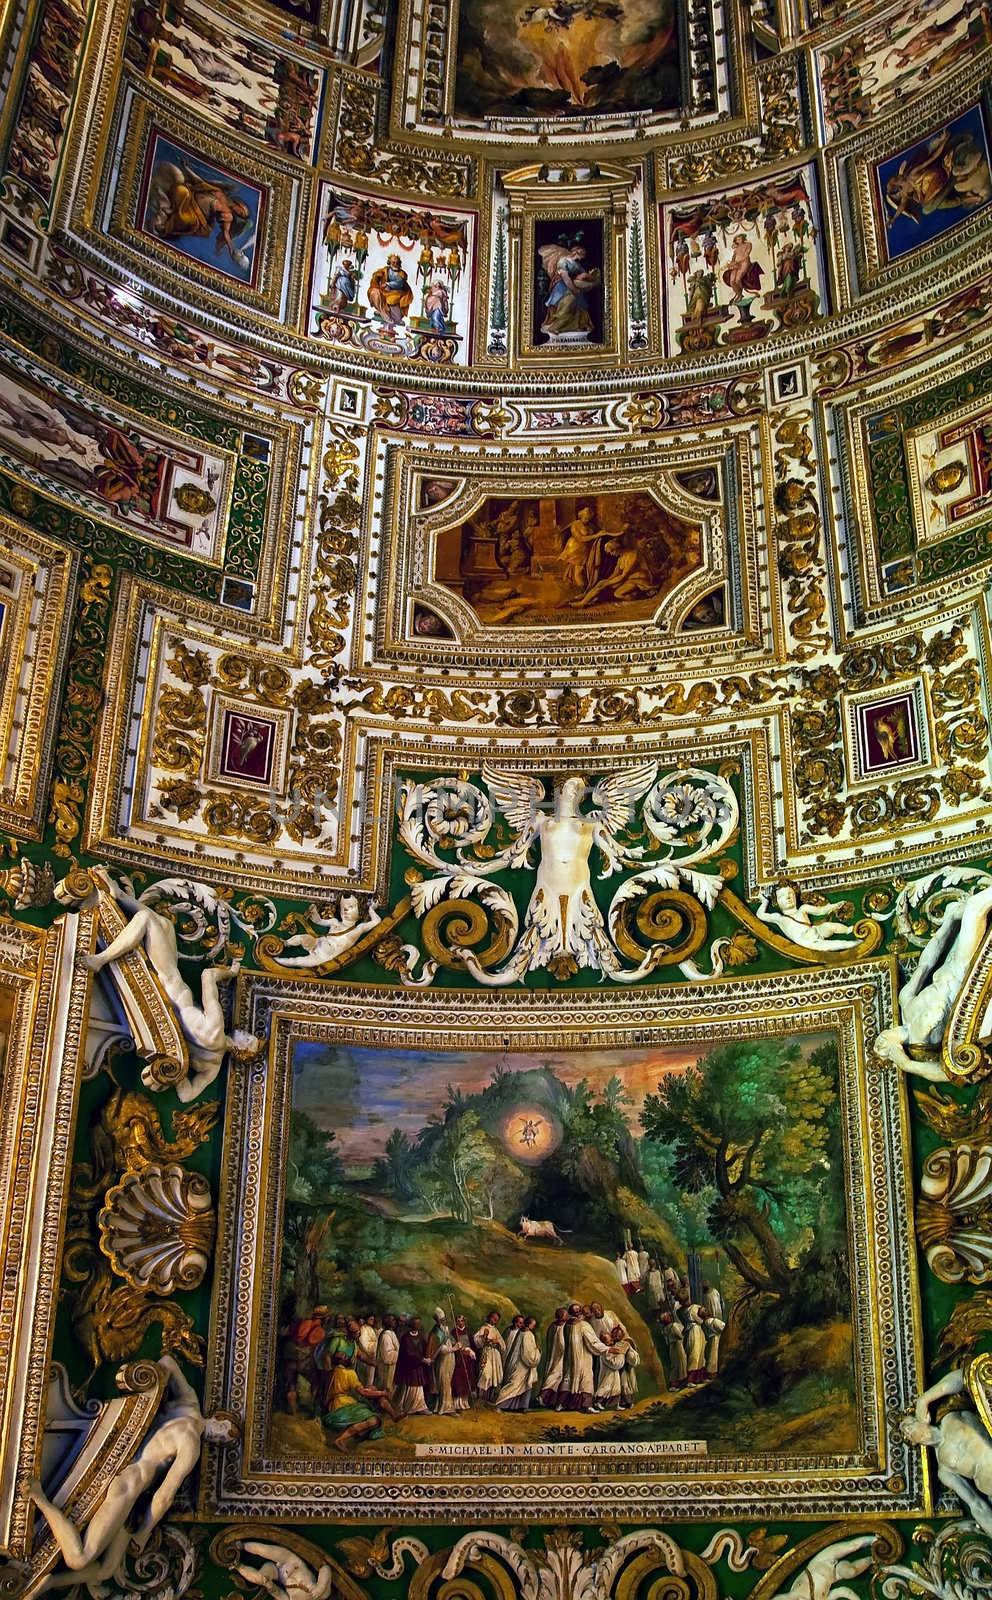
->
xmin=628 ymin=199 xmax=648 ymax=348
xmin=489 ymin=210 xmax=508 ymax=355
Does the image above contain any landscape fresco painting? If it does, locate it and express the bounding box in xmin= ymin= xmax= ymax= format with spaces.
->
xmin=454 ymin=0 xmax=680 ymax=119
xmin=271 ymin=1034 xmax=858 ymax=1461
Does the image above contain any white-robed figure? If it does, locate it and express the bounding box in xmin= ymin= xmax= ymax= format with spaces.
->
xmin=592 ymin=1332 xmax=627 ymax=1410
xmin=496 ymin=1317 xmax=541 ymax=1411
xmin=431 ymin=1310 xmax=458 ymax=1417
xmin=356 ymin=1317 xmax=378 ymax=1384
xmin=620 ymin=1331 xmax=641 ymax=1406
xmin=645 ymin=1261 xmax=664 ymax=1309
xmin=686 ymin=1305 xmax=707 ymax=1383
xmin=704 ymin=1315 xmax=726 ymax=1376
xmin=374 ymin=1317 xmax=399 ymax=1394
xmin=660 ymin=1313 xmax=688 ymax=1389
xmin=474 ymin=1312 xmax=506 ymax=1401
xmin=702 ymin=1282 xmax=724 ymax=1321
xmin=624 ymin=1244 xmax=642 ymax=1292
xmin=558 ymin=1304 xmax=609 ymax=1411
xmin=540 ymin=1308 xmax=568 ymax=1407
xmin=588 ymin=1302 xmax=619 ymax=1390
xmin=615 ymin=1251 xmax=629 ymax=1288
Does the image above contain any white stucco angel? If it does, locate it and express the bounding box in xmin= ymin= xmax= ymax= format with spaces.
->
xmin=455 ymin=764 xmax=669 ymax=984
xmin=900 ymin=1363 xmax=992 ymax=1535
xmin=82 ymin=867 xmax=263 ymax=1100
xmin=234 ymin=1542 xmax=334 ymax=1600
xmin=29 ymin=1356 xmax=237 ymax=1595
xmin=874 ymin=881 xmax=992 ymax=1079
xmin=273 ymin=895 xmax=382 ymax=969
xmin=755 ymin=881 xmax=861 ymax=952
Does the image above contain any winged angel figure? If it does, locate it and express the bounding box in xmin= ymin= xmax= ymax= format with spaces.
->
xmin=396 ymin=762 xmax=738 ymax=985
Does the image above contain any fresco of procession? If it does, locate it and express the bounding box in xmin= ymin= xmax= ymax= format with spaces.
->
xmin=272 ymin=1035 xmax=858 ymax=1458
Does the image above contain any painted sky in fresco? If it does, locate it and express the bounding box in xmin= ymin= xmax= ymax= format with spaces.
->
xmin=292 ymin=1044 xmax=706 ymax=1165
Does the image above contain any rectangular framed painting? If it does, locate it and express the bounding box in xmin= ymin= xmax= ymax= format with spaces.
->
xmin=138 ymin=129 xmax=267 ymax=287
xmin=660 ymin=167 xmax=825 ymax=357
xmin=453 ymin=0 xmax=681 ymax=120
xmin=308 ymin=180 xmax=477 ymax=364
xmin=204 ymin=969 xmax=925 ymax=1521
xmin=874 ymin=102 xmax=992 ymax=264
xmin=526 ymin=216 xmax=608 ymax=354
xmin=842 ymin=678 xmax=933 ymax=786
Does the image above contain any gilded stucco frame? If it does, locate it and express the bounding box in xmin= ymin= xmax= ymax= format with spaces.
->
xmin=365 ymin=423 xmax=770 ymax=676
xmin=377 ymin=437 xmax=748 ymax=669
xmin=0 ymin=911 xmax=95 ymax=1556
xmin=828 ymin=60 xmax=992 ymax=304
xmin=0 ymin=517 xmax=76 ymax=838
xmin=90 ymin=81 xmax=307 ymax=324
xmin=202 ymin=962 xmax=926 ymax=1523
xmin=828 ymin=343 xmax=992 ymax=626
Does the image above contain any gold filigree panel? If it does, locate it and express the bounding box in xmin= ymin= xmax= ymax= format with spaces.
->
xmin=0 ymin=519 xmax=75 ymax=838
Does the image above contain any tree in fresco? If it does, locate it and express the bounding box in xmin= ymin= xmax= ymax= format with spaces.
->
xmin=640 ymin=1038 xmax=840 ymax=1298
xmin=284 ymin=1112 xmax=343 ymax=1311
xmin=415 ymin=1109 xmax=529 ymax=1224
xmin=371 ymin=1127 xmax=417 ymax=1199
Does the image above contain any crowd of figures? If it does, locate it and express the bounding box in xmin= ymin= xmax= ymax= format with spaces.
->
xmin=279 ymin=1276 xmax=726 ymax=1450
xmin=616 ymin=1247 xmax=726 ymax=1391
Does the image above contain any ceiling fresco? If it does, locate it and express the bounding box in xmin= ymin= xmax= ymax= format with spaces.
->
xmin=1 ymin=0 xmax=992 ymax=1597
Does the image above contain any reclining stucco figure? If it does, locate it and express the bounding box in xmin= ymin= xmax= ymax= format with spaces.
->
xmin=82 ymin=866 xmax=262 ymax=1100
xmin=874 ymin=882 xmax=992 ymax=1080
xmin=29 ymin=1357 xmax=237 ymax=1595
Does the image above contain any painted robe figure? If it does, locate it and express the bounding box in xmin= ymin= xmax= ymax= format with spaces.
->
xmin=540 ymin=1308 xmax=568 ymax=1406
xmin=374 ymin=1317 xmax=399 ymax=1394
xmin=368 ymin=254 xmax=414 ymax=326
xmin=496 ymin=1318 xmax=541 ymax=1410
xmin=661 ymin=1313 xmax=687 ymax=1388
xmin=474 ymin=1313 xmax=506 ymax=1400
xmin=451 ymin=1317 xmax=476 ymax=1410
xmin=538 ymin=243 xmax=601 ymax=339
xmin=558 ymin=1305 xmax=609 ymax=1410
xmin=429 ymin=1312 xmax=458 ymax=1416
xmin=685 ymin=1304 xmax=707 ymax=1382
xmin=146 ymin=160 xmax=252 ymax=273
xmin=394 ymin=1319 xmax=431 ymax=1415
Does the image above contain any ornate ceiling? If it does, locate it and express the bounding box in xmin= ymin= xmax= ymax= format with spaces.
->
xmin=1 ymin=0 xmax=992 ymax=1595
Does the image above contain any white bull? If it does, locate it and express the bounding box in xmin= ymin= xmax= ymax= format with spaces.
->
xmin=518 ymin=1215 xmax=569 ymax=1245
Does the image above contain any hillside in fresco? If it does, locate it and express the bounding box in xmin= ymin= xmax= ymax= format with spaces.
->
xmin=271 ymin=1036 xmax=857 ymax=1460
